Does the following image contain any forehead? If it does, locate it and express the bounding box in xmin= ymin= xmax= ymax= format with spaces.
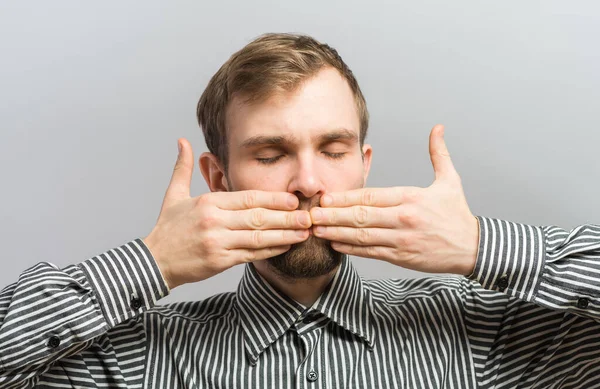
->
xmin=226 ymin=67 xmax=360 ymax=146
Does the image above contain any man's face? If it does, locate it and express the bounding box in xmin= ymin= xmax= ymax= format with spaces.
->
xmin=224 ymin=67 xmax=372 ymax=279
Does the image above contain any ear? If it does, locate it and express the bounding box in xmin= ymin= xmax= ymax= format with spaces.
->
xmin=361 ymin=144 xmax=373 ymax=187
xmin=199 ymin=152 xmax=229 ymax=192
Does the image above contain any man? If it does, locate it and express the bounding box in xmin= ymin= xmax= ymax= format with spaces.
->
xmin=1 ymin=33 xmax=599 ymax=388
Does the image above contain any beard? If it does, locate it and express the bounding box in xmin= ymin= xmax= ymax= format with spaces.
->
xmin=225 ymin=174 xmax=344 ymax=280
xmin=266 ymin=195 xmax=343 ymax=280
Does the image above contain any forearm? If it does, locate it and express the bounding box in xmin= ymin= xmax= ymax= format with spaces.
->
xmin=0 ymin=238 xmax=168 ymax=386
xmin=469 ymin=216 xmax=600 ymax=320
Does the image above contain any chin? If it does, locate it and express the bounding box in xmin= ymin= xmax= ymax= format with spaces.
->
xmin=266 ymin=235 xmax=343 ymax=280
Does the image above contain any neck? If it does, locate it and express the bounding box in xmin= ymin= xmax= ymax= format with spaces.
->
xmin=253 ymin=262 xmax=340 ymax=307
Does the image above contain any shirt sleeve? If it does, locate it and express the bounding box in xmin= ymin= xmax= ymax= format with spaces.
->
xmin=469 ymin=216 xmax=600 ymax=320
xmin=0 ymin=238 xmax=169 ymax=387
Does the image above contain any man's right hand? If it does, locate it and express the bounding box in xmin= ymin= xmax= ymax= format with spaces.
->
xmin=143 ymin=138 xmax=311 ymax=289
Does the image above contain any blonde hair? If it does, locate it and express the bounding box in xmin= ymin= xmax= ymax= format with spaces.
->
xmin=197 ymin=33 xmax=369 ymax=170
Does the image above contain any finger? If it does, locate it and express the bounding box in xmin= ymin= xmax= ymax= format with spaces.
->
xmin=227 ymin=229 xmax=309 ymax=249
xmin=313 ymin=226 xmax=396 ymax=246
xmin=163 ymin=138 xmax=193 ymax=209
xmin=236 ymin=245 xmax=292 ymax=263
xmin=428 ymin=124 xmax=459 ymax=181
xmin=215 ymin=190 xmax=299 ymax=211
xmin=310 ymin=206 xmax=396 ymax=228
xmin=330 ymin=242 xmax=396 ymax=262
xmin=225 ymin=209 xmax=312 ymax=230
xmin=321 ymin=187 xmax=413 ymax=208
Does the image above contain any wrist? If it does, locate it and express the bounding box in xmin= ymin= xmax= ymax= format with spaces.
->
xmin=463 ymin=215 xmax=480 ymax=277
xmin=142 ymin=232 xmax=176 ymax=291
xmin=455 ymin=214 xmax=479 ymax=277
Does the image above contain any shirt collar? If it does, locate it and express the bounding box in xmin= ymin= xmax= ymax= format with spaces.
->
xmin=311 ymin=257 xmax=375 ymax=349
xmin=236 ymin=256 xmax=375 ymax=364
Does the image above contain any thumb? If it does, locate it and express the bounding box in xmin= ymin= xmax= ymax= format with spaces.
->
xmin=428 ymin=124 xmax=458 ymax=182
xmin=163 ymin=138 xmax=193 ymax=209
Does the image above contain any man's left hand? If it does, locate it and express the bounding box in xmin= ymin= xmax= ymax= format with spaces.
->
xmin=310 ymin=124 xmax=479 ymax=276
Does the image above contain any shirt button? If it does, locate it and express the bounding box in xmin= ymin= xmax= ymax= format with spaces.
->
xmin=577 ymin=297 xmax=589 ymax=309
xmin=47 ymin=335 xmax=60 ymax=349
xmin=497 ymin=275 xmax=509 ymax=291
xmin=303 ymin=312 xmax=318 ymax=324
xmin=130 ymin=296 xmax=142 ymax=310
xmin=307 ymin=369 xmax=318 ymax=382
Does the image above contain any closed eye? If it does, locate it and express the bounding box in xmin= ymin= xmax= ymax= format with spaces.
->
xmin=256 ymin=155 xmax=284 ymax=165
xmin=323 ymin=152 xmax=346 ymax=159
xmin=257 ymin=152 xmax=346 ymax=164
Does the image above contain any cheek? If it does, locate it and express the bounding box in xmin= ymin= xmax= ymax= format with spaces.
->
xmin=227 ymin=165 xmax=289 ymax=191
xmin=318 ymin=158 xmax=366 ymax=191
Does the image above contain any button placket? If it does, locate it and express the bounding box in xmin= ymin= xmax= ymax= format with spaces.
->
xmin=320 ymin=325 xmax=333 ymax=388
xmin=295 ymin=328 xmax=323 ymax=388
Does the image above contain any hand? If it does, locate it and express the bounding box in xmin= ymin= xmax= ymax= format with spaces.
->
xmin=143 ymin=138 xmax=311 ymax=289
xmin=310 ymin=124 xmax=479 ymax=276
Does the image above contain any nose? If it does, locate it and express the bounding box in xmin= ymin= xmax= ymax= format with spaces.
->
xmin=287 ymin=152 xmax=325 ymax=200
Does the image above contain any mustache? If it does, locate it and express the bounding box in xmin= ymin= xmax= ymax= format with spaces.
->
xmin=296 ymin=195 xmax=322 ymax=211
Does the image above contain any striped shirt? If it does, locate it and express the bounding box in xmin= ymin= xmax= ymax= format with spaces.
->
xmin=1 ymin=215 xmax=600 ymax=388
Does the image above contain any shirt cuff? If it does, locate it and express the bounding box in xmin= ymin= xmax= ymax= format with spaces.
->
xmin=469 ymin=216 xmax=546 ymax=302
xmin=78 ymin=238 xmax=170 ymax=327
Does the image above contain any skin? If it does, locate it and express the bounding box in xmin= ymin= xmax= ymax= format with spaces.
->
xmin=143 ymin=67 xmax=479 ymax=307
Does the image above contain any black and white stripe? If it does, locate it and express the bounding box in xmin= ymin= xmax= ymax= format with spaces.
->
xmin=1 ymin=216 xmax=600 ymax=388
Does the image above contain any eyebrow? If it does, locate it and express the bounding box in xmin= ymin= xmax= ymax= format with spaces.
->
xmin=240 ymin=128 xmax=358 ymax=149
xmin=317 ymin=128 xmax=358 ymax=143
xmin=240 ymin=135 xmax=297 ymax=148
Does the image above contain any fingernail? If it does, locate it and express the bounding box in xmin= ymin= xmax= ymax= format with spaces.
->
xmin=314 ymin=226 xmax=325 ymax=235
xmin=296 ymin=230 xmax=307 ymax=238
xmin=312 ymin=208 xmax=323 ymax=221
xmin=322 ymin=195 xmax=332 ymax=207
xmin=177 ymin=140 xmax=182 ymax=153
xmin=299 ymin=212 xmax=310 ymax=226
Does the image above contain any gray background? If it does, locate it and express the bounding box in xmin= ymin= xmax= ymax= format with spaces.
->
xmin=1 ymin=1 xmax=598 ymax=304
